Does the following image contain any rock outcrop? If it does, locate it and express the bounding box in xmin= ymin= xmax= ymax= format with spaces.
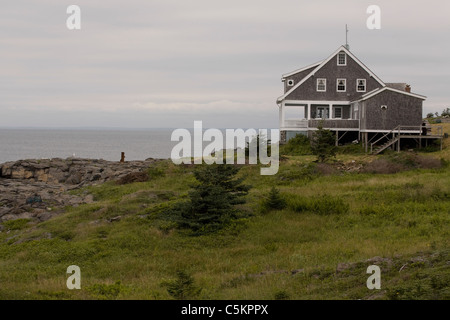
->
xmin=0 ymin=157 xmax=159 ymax=223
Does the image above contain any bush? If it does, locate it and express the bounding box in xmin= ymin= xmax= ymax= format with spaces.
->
xmin=281 ymin=134 xmax=311 ymax=156
xmin=274 ymin=290 xmax=290 ymax=300
xmin=162 ymin=270 xmax=201 ymax=300
xmin=337 ymin=142 xmax=364 ymax=155
xmin=260 ymin=187 xmax=287 ymax=213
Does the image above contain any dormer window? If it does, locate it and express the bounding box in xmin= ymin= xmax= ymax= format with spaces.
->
xmin=316 ymin=78 xmax=326 ymax=92
xmin=357 ymin=79 xmax=366 ymax=92
xmin=287 ymin=79 xmax=294 ymax=86
xmin=337 ymin=79 xmax=346 ymax=92
xmin=337 ymin=52 xmax=346 ymax=66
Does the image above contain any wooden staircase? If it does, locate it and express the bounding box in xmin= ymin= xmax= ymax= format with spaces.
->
xmin=369 ymin=124 xmax=444 ymax=154
xmin=370 ymin=125 xmax=401 ymax=155
xmin=371 ymin=136 xmax=399 ymax=154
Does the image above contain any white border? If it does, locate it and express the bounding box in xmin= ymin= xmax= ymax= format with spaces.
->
xmin=337 ymin=52 xmax=347 ymax=66
xmin=316 ymin=78 xmax=326 ymax=92
xmin=337 ymin=78 xmax=346 ymax=92
xmin=356 ymin=79 xmax=366 ymax=92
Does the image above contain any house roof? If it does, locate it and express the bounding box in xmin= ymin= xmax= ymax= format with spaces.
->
xmin=276 ymin=45 xmax=386 ymax=104
xmin=385 ymin=83 xmax=408 ymax=91
xmin=352 ymin=86 xmax=427 ymax=102
xmin=281 ymin=61 xmax=323 ymax=79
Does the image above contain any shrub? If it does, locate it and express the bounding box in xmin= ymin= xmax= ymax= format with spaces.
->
xmin=337 ymin=142 xmax=364 ymax=155
xmin=260 ymin=187 xmax=287 ymax=213
xmin=311 ymin=122 xmax=337 ymax=162
xmin=162 ymin=270 xmax=201 ymax=300
xmin=274 ymin=290 xmax=290 ymax=300
xmin=281 ymin=134 xmax=311 ymax=156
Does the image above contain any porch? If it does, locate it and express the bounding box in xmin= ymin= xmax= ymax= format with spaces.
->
xmin=279 ymin=100 xmax=358 ymax=131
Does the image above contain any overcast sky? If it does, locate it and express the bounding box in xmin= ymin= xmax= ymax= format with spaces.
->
xmin=1 ymin=0 xmax=449 ymax=129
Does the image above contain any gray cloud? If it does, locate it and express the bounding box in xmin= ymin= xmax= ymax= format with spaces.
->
xmin=1 ymin=0 xmax=449 ymax=128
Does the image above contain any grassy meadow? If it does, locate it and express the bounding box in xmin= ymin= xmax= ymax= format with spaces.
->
xmin=0 ymin=124 xmax=449 ymax=300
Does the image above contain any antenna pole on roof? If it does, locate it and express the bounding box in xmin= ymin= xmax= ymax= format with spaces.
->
xmin=345 ymin=24 xmax=350 ymax=50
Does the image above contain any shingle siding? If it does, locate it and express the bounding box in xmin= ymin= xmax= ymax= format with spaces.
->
xmin=362 ymin=90 xmax=423 ymax=131
xmin=285 ymin=51 xmax=382 ymax=101
xmin=284 ymin=66 xmax=317 ymax=93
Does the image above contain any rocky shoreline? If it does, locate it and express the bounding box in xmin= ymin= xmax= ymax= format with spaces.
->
xmin=0 ymin=157 xmax=160 ymax=223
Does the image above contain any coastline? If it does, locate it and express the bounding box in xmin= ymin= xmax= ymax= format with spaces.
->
xmin=0 ymin=157 xmax=163 ymax=223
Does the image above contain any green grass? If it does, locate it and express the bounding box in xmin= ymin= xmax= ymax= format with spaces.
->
xmin=0 ymin=151 xmax=449 ymax=300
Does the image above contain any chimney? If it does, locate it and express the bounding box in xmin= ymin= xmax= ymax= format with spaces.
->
xmin=405 ymin=84 xmax=411 ymax=93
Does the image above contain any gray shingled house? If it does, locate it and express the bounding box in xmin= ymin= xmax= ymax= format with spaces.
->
xmin=276 ymin=45 xmax=439 ymax=153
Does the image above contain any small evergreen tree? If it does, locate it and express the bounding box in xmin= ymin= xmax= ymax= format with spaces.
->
xmin=262 ymin=186 xmax=287 ymax=211
xmin=170 ymin=164 xmax=251 ymax=234
xmin=311 ymin=122 xmax=337 ymax=163
xmin=164 ymin=270 xmax=201 ymax=300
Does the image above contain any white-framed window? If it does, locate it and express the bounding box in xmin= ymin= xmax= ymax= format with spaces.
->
xmin=357 ymin=79 xmax=366 ymax=92
xmin=334 ymin=107 xmax=342 ymax=119
xmin=337 ymin=52 xmax=346 ymax=66
xmin=287 ymin=79 xmax=294 ymax=87
xmin=316 ymin=107 xmax=329 ymax=119
xmin=337 ymin=79 xmax=346 ymax=92
xmin=316 ymin=78 xmax=326 ymax=92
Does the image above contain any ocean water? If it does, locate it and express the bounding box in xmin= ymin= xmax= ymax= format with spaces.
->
xmin=0 ymin=128 xmax=177 ymax=164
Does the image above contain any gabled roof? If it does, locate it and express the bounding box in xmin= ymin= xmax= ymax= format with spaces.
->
xmin=352 ymin=86 xmax=426 ymax=102
xmin=281 ymin=61 xmax=323 ymax=79
xmin=385 ymin=83 xmax=408 ymax=91
xmin=277 ymin=45 xmax=386 ymax=103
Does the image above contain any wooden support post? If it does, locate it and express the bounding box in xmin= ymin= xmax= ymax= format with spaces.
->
xmin=120 ymin=152 xmax=125 ymax=163
xmin=335 ymin=131 xmax=339 ymax=146
xmin=365 ymin=132 xmax=368 ymax=153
